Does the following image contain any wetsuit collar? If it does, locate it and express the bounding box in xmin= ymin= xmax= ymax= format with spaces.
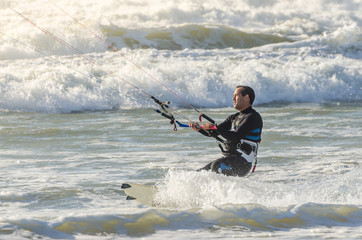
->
xmin=240 ymin=106 xmax=253 ymax=114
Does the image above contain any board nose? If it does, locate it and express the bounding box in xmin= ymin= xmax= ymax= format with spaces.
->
xmin=121 ymin=183 xmax=131 ymax=189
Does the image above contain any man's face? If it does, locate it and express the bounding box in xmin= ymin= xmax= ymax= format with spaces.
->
xmin=233 ymin=87 xmax=250 ymax=111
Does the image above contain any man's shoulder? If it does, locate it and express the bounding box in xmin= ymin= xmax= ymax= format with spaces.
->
xmin=250 ymin=108 xmax=263 ymax=126
xmin=249 ymin=106 xmax=261 ymax=115
xmin=246 ymin=107 xmax=263 ymax=123
xmin=251 ymin=108 xmax=261 ymax=116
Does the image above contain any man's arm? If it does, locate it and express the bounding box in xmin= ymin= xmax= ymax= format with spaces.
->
xmin=217 ymin=113 xmax=260 ymax=142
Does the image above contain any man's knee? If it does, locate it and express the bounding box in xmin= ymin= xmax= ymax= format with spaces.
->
xmin=211 ymin=159 xmax=233 ymax=175
xmin=210 ymin=156 xmax=251 ymax=177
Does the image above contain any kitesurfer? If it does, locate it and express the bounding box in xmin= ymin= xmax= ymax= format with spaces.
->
xmin=189 ymin=86 xmax=263 ymax=177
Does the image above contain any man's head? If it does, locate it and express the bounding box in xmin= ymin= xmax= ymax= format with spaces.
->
xmin=233 ymin=86 xmax=255 ymax=111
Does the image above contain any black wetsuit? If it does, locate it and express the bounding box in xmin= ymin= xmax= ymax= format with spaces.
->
xmin=199 ymin=106 xmax=263 ymax=177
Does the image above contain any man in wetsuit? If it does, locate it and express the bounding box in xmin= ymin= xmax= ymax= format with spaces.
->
xmin=189 ymin=86 xmax=263 ymax=177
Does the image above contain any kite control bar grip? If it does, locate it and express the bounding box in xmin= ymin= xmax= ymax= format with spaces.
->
xmin=199 ymin=114 xmax=215 ymax=124
xmin=175 ymin=121 xmax=217 ymax=130
xmin=206 ymin=125 xmax=217 ymax=130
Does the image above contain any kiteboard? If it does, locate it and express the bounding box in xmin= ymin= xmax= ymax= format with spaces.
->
xmin=121 ymin=183 xmax=158 ymax=206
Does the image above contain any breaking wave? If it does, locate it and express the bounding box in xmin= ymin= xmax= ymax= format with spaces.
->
xmin=102 ymin=24 xmax=293 ymax=50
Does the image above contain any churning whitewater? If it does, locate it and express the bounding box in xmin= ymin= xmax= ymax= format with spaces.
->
xmin=0 ymin=0 xmax=361 ymax=239
xmin=1 ymin=0 xmax=361 ymax=113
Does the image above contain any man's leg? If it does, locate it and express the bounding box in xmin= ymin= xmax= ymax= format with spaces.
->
xmin=197 ymin=161 xmax=213 ymax=171
xmin=210 ymin=155 xmax=251 ymax=177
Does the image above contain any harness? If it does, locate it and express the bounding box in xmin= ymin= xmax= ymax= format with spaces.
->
xmin=236 ymin=139 xmax=259 ymax=173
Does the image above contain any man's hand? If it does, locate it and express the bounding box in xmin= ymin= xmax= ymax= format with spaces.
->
xmin=200 ymin=122 xmax=216 ymax=130
xmin=189 ymin=122 xmax=216 ymax=131
xmin=188 ymin=122 xmax=201 ymax=131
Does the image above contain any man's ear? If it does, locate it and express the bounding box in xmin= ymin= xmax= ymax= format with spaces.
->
xmin=245 ymin=94 xmax=251 ymax=104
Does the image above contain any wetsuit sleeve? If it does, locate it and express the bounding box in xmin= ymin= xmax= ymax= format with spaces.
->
xmin=217 ymin=112 xmax=261 ymax=142
xmin=215 ymin=114 xmax=233 ymax=137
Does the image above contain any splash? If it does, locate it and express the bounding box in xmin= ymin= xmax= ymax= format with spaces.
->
xmin=154 ymin=168 xmax=361 ymax=208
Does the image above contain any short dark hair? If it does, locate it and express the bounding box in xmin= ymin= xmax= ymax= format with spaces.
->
xmin=236 ymin=86 xmax=255 ymax=105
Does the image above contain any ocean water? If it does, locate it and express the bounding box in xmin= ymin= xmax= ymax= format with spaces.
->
xmin=0 ymin=0 xmax=361 ymax=239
